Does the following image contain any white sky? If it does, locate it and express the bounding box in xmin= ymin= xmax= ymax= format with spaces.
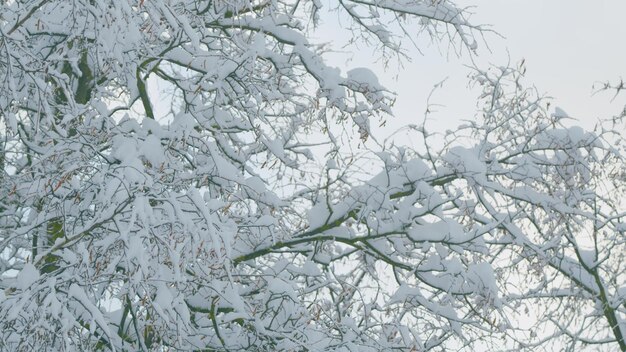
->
xmin=315 ymin=0 xmax=626 ymax=141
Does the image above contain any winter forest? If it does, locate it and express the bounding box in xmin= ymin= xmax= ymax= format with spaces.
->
xmin=0 ymin=0 xmax=625 ymax=351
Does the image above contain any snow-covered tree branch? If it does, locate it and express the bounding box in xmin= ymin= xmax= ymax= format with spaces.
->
xmin=0 ymin=1 xmax=624 ymax=351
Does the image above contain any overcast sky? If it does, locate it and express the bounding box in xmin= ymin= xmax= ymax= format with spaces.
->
xmin=459 ymin=0 xmax=626 ymax=124
xmin=315 ymin=0 xmax=626 ymax=141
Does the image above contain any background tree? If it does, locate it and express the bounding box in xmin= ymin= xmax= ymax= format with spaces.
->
xmin=0 ymin=0 xmax=624 ymax=351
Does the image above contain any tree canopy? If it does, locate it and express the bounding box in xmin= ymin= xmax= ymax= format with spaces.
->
xmin=0 ymin=1 xmax=624 ymax=351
